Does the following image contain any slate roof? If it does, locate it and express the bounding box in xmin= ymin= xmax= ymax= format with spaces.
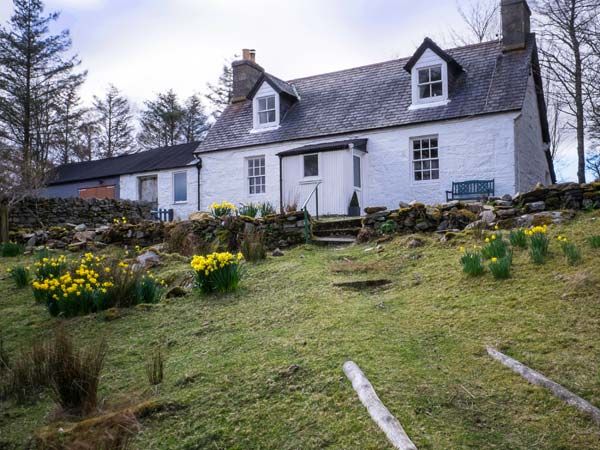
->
xmin=198 ymin=36 xmax=544 ymax=154
xmin=277 ymin=138 xmax=368 ymax=157
xmin=48 ymin=142 xmax=200 ymax=185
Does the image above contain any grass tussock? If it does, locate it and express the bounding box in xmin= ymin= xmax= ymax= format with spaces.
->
xmin=146 ymin=347 xmax=165 ymax=386
xmin=2 ymin=328 xmax=107 ymax=416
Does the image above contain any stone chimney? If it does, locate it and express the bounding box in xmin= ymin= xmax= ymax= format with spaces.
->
xmin=501 ymin=0 xmax=531 ymax=52
xmin=232 ymin=48 xmax=264 ymax=103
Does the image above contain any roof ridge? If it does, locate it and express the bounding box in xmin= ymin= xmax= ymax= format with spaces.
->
xmin=286 ymin=39 xmax=502 ymax=83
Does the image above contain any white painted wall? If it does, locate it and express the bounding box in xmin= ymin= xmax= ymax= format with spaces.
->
xmin=120 ymin=165 xmax=199 ymax=220
xmin=514 ymin=73 xmax=552 ymax=192
xmin=197 ymin=111 xmax=521 ymax=214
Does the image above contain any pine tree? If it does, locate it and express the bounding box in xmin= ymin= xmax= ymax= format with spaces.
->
xmin=205 ymin=57 xmax=236 ymax=119
xmin=137 ymin=90 xmax=185 ymax=149
xmin=93 ymin=84 xmax=134 ymax=158
xmin=0 ymin=0 xmax=85 ymax=189
xmin=73 ymin=113 xmax=99 ymax=162
xmin=181 ymin=94 xmax=210 ymax=143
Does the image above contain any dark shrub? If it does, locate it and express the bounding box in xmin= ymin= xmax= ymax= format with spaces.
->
xmin=0 ymin=242 xmax=23 ymax=257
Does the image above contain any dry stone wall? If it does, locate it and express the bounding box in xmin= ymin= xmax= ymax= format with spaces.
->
xmin=7 ymin=197 xmax=153 ymax=231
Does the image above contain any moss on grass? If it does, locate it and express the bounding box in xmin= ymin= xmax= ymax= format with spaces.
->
xmin=1 ymin=212 xmax=600 ymax=448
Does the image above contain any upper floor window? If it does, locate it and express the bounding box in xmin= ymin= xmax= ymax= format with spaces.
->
xmin=304 ymin=154 xmax=319 ymax=177
xmin=173 ymin=171 xmax=188 ymax=203
xmin=412 ymin=137 xmax=439 ymax=181
xmin=257 ymin=95 xmax=276 ymax=125
xmin=418 ymin=66 xmax=443 ymax=100
xmin=248 ymin=156 xmax=266 ymax=194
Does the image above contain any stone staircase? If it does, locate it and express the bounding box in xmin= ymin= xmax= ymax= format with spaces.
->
xmin=311 ymin=217 xmax=362 ymax=244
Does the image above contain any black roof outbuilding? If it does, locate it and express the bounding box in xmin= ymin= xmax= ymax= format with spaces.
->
xmin=48 ymin=142 xmax=200 ymax=186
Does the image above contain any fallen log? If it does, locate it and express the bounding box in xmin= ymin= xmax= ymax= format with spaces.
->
xmin=343 ymin=361 xmax=417 ymax=450
xmin=486 ymin=347 xmax=600 ymax=425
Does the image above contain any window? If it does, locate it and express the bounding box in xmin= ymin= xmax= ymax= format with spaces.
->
xmin=303 ymin=154 xmax=319 ymax=177
xmin=353 ymin=155 xmax=361 ymax=188
xmin=257 ymin=95 xmax=276 ymax=125
xmin=412 ymin=137 xmax=439 ymax=181
xmin=417 ymin=66 xmax=443 ymax=100
xmin=173 ymin=171 xmax=187 ymax=202
xmin=248 ymin=156 xmax=266 ymax=194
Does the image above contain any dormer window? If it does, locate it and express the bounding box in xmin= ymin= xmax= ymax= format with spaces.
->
xmin=257 ymin=95 xmax=276 ymax=125
xmin=418 ymin=66 xmax=443 ymax=100
xmin=404 ymin=38 xmax=463 ymax=110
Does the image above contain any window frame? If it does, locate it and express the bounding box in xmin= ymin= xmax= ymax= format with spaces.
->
xmin=247 ymin=155 xmax=266 ymax=195
xmin=172 ymin=170 xmax=188 ymax=204
xmin=411 ymin=136 xmax=440 ymax=183
xmin=410 ymin=61 xmax=449 ymax=109
xmin=253 ymin=93 xmax=279 ymax=130
xmin=417 ymin=66 xmax=443 ymax=100
xmin=303 ymin=153 xmax=320 ymax=179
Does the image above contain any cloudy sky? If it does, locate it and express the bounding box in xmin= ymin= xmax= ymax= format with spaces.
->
xmin=0 ymin=0 xmax=580 ymax=180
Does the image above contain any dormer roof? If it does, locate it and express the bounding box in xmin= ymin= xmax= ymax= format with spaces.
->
xmin=248 ymin=73 xmax=298 ymax=100
xmin=403 ymin=37 xmax=463 ymax=74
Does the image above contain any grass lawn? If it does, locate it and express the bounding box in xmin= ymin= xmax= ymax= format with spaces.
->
xmin=1 ymin=211 xmax=600 ymax=449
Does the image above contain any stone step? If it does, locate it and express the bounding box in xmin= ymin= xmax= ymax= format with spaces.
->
xmin=312 ymin=227 xmax=362 ymax=237
xmin=312 ymin=217 xmax=363 ymax=232
xmin=311 ymin=236 xmax=356 ymax=245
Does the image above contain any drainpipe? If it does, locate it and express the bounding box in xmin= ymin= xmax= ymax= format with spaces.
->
xmin=278 ymin=155 xmax=284 ymax=214
xmin=194 ymin=156 xmax=202 ymax=211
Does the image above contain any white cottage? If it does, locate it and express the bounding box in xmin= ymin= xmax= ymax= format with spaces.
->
xmin=195 ymin=0 xmax=553 ymax=216
xmin=45 ymin=0 xmax=553 ymax=220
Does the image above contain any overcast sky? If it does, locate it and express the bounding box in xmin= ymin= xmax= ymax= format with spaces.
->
xmin=0 ymin=0 xmax=581 ymax=180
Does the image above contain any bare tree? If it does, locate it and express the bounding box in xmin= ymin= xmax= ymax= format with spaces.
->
xmin=93 ymin=85 xmax=134 ymax=158
xmin=534 ymin=0 xmax=600 ymax=184
xmin=586 ymin=146 xmax=600 ymax=180
xmin=449 ymin=0 xmax=501 ymax=46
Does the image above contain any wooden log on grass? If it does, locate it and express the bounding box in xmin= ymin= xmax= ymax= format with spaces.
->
xmin=343 ymin=361 xmax=417 ymax=450
xmin=486 ymin=347 xmax=600 ymax=425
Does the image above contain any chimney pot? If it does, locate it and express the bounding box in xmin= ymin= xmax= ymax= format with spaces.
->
xmin=242 ymin=48 xmax=256 ymax=62
xmin=501 ymin=0 xmax=531 ymax=52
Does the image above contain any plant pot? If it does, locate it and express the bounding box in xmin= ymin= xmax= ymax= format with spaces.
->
xmin=348 ymin=206 xmax=361 ymax=217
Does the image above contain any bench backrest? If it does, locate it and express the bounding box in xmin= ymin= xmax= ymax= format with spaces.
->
xmin=452 ymin=180 xmax=494 ymax=197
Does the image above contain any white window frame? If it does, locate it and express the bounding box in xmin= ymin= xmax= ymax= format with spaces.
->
xmin=172 ymin=170 xmax=188 ymax=204
xmin=247 ymin=156 xmax=266 ymax=195
xmin=417 ymin=66 xmax=443 ymax=100
xmin=253 ymin=94 xmax=279 ymax=130
xmin=411 ymin=136 xmax=440 ymax=183
xmin=303 ymin=153 xmax=320 ymax=179
xmin=410 ymin=62 xmax=449 ymax=109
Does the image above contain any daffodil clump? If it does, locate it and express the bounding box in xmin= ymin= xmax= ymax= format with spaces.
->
xmin=459 ymin=246 xmax=485 ymax=277
xmin=113 ymin=216 xmax=128 ymax=225
xmin=210 ymin=201 xmax=237 ymax=218
xmin=557 ymin=235 xmax=582 ymax=266
xmin=7 ymin=265 xmax=30 ymax=289
xmin=527 ymin=225 xmax=549 ymax=264
xmin=488 ymin=254 xmax=513 ymax=279
xmin=481 ymin=231 xmax=509 ymax=259
xmin=31 ymin=252 xmax=165 ymax=317
xmin=191 ymin=251 xmax=244 ymax=293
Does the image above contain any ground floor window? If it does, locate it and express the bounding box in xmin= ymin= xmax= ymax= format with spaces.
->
xmin=412 ymin=136 xmax=439 ymax=181
xmin=303 ymin=154 xmax=319 ymax=177
xmin=173 ymin=171 xmax=188 ymax=203
xmin=353 ymin=155 xmax=361 ymax=188
xmin=248 ymin=156 xmax=266 ymax=194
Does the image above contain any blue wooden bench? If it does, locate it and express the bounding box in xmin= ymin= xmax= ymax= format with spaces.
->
xmin=446 ymin=180 xmax=494 ymax=201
